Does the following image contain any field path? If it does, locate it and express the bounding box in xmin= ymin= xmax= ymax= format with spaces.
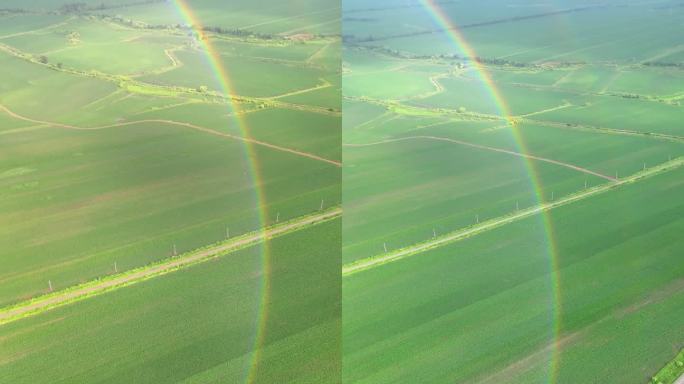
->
xmin=343 ymin=157 xmax=684 ymax=275
xmin=0 ymin=104 xmax=341 ymax=167
xmin=269 ymin=80 xmax=332 ymax=99
xmin=344 ymin=135 xmax=617 ymax=181
xmin=0 ymin=208 xmax=341 ymax=325
xmin=0 ymin=18 xmax=72 ymax=40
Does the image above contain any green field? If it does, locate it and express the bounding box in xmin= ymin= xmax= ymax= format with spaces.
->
xmin=1 ymin=1 xmax=341 ymax=381
xmin=0 ymin=218 xmax=341 ymax=383
xmin=343 ymin=0 xmax=684 ymax=383
xmin=344 ymin=166 xmax=684 ymax=384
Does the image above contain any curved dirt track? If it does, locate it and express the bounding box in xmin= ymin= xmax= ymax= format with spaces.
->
xmin=0 ymin=104 xmax=341 ymax=167
xmin=344 ymin=135 xmax=617 ymax=181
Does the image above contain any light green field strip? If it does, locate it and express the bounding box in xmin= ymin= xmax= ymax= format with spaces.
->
xmin=342 ymin=157 xmax=684 ymax=276
xmin=0 ymin=103 xmax=342 ymax=167
xmin=0 ymin=207 xmax=341 ymax=326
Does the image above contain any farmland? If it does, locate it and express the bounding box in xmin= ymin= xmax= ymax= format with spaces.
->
xmin=0 ymin=0 xmax=340 ymax=382
xmin=0 ymin=218 xmax=341 ymax=384
xmin=343 ymin=0 xmax=684 ymax=383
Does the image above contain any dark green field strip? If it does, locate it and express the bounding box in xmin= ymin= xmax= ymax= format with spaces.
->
xmin=343 ymin=166 xmax=684 ymax=384
xmin=0 ymin=218 xmax=341 ymax=384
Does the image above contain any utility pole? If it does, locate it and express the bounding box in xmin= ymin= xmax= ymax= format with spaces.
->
xmin=276 ymin=212 xmax=280 ymax=223
xmin=48 ymin=280 xmax=53 ymax=292
xmin=516 ymin=201 xmax=519 ymax=211
xmin=114 ymin=261 xmax=118 ymax=273
xmin=476 ymin=214 xmax=479 ymax=224
xmin=173 ymin=243 xmax=177 ymax=256
xmin=383 ymin=243 xmax=388 ymax=253
xmin=226 ymin=227 xmax=230 ymax=239
xmin=584 ymin=180 xmax=588 ymax=189
xmin=320 ymin=199 xmax=324 ymax=210
xmin=433 ymin=228 xmax=437 ymax=238
xmin=643 ymin=162 xmax=646 ymax=171
xmin=551 ymin=191 xmax=554 ymax=201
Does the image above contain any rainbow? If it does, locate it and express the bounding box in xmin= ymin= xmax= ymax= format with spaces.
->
xmin=418 ymin=1 xmax=564 ymax=382
xmin=170 ymin=2 xmax=271 ymax=382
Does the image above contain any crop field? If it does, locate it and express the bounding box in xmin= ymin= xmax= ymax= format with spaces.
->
xmin=0 ymin=218 xmax=341 ymax=384
xmin=0 ymin=0 xmax=340 ymax=381
xmin=344 ymin=168 xmax=684 ymax=384
xmin=343 ymin=0 xmax=684 ymax=383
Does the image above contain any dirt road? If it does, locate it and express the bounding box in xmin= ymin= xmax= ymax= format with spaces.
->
xmin=0 ymin=104 xmax=341 ymax=167
xmin=343 ymin=157 xmax=684 ymax=276
xmin=0 ymin=208 xmax=341 ymax=325
xmin=345 ymin=135 xmax=617 ymax=181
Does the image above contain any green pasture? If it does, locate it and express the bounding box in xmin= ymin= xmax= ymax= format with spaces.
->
xmin=344 ymin=167 xmax=684 ymax=383
xmin=0 ymin=219 xmax=341 ymax=384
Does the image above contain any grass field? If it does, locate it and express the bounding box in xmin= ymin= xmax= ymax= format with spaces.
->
xmin=0 ymin=1 xmax=341 ymax=381
xmin=344 ymin=167 xmax=684 ymax=384
xmin=0 ymin=218 xmax=341 ymax=384
xmin=343 ymin=0 xmax=684 ymax=382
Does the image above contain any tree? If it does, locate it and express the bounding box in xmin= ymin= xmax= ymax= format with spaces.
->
xmin=38 ymin=56 xmax=48 ymax=64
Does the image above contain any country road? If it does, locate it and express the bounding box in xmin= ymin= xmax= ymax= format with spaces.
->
xmin=343 ymin=156 xmax=684 ymax=276
xmin=0 ymin=208 xmax=342 ymax=325
xmin=675 ymin=372 xmax=684 ymax=384
xmin=344 ymin=135 xmax=617 ymax=181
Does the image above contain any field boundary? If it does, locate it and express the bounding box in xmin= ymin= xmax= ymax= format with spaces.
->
xmin=0 ymin=207 xmax=341 ymax=326
xmin=344 ymin=135 xmax=617 ymax=181
xmin=343 ymin=157 xmax=684 ymax=276
xmin=651 ymin=348 xmax=684 ymax=384
xmin=0 ymin=103 xmax=342 ymax=167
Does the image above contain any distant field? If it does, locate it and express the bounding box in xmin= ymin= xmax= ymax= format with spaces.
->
xmin=2 ymin=0 xmax=340 ymax=36
xmin=0 ymin=218 xmax=341 ymax=384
